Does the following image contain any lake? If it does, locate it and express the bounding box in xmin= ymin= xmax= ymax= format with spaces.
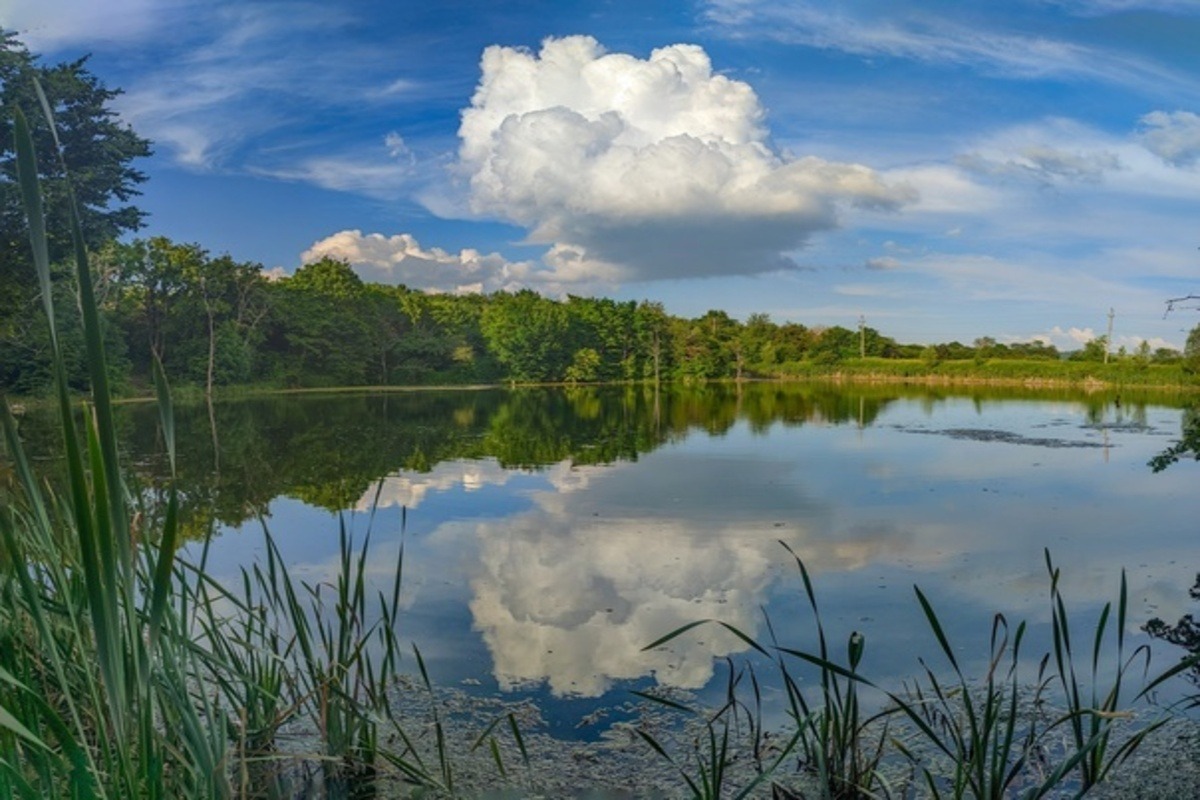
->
xmin=7 ymin=382 xmax=1199 ymax=756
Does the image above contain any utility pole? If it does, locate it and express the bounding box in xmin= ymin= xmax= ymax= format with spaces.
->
xmin=1104 ymin=307 xmax=1114 ymax=364
xmin=858 ymin=314 xmax=866 ymax=359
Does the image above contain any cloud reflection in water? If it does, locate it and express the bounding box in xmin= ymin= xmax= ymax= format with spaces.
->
xmin=459 ymin=455 xmax=918 ymax=697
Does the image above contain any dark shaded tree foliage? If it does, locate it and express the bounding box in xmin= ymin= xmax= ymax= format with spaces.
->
xmin=0 ymin=30 xmax=150 ymax=393
xmin=1144 ymin=573 xmax=1200 ymax=685
xmin=1149 ymin=404 xmax=1200 ymax=472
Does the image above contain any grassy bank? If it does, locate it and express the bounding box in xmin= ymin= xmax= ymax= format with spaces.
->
xmin=769 ymin=357 xmax=1199 ymax=391
xmin=8 ymin=352 xmax=1198 ymax=407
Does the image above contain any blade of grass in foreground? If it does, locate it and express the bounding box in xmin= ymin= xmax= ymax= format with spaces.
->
xmin=16 ymin=99 xmax=133 ymax=755
xmin=6 ymin=86 xmax=231 ymax=796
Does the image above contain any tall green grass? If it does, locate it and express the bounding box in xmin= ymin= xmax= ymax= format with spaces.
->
xmin=0 ymin=86 xmax=521 ymax=798
xmin=769 ymin=358 xmax=1196 ymax=389
xmin=2 ymin=92 xmax=213 ymax=798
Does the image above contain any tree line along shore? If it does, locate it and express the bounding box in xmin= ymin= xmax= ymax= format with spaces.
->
xmin=7 ymin=241 xmax=1200 ymax=400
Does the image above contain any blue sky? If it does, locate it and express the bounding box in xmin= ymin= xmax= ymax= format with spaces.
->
xmin=6 ymin=0 xmax=1200 ymax=349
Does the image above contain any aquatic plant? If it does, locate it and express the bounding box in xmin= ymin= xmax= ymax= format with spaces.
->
xmin=771 ymin=543 xmax=894 ymax=799
xmin=639 ymin=542 xmax=1200 ymax=799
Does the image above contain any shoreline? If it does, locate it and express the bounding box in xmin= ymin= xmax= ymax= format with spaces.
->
xmin=5 ymin=370 xmax=1197 ymax=410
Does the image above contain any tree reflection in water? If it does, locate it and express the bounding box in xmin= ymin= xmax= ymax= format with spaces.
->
xmin=1144 ymin=404 xmax=1200 ymax=687
xmin=1148 ymin=404 xmax=1200 ymax=472
xmin=2 ymin=383 xmax=903 ymax=531
xmin=1145 ymin=574 xmax=1200 ymax=686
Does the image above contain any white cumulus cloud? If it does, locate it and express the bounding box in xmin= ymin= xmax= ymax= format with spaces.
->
xmin=456 ymin=36 xmax=914 ymax=283
xmin=1040 ymin=325 xmax=1099 ymax=347
xmin=301 ymin=229 xmax=623 ymax=295
xmin=301 ymin=230 xmax=518 ymax=294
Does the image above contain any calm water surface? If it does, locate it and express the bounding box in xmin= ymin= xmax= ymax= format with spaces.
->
xmin=17 ymin=383 xmax=1199 ymax=737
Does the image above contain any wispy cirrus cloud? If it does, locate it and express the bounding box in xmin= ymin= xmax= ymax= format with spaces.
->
xmin=0 ymin=0 xmax=185 ymax=50
xmin=865 ymin=256 xmax=901 ymax=271
xmin=866 ymin=115 xmax=1200 ymax=247
xmin=111 ymin=3 xmax=359 ymax=169
xmin=1040 ymin=0 xmax=1200 ymax=15
xmin=250 ymin=132 xmax=420 ymax=200
xmin=701 ymin=0 xmax=1198 ymax=99
xmin=953 ymin=118 xmax=1123 ymax=186
xmin=49 ymin=0 xmax=447 ymax=189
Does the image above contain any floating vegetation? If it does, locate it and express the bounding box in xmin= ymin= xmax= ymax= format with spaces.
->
xmin=895 ymin=426 xmax=1108 ymax=449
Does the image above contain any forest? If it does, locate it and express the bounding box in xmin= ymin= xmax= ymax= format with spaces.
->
xmin=4 ymin=230 xmax=1195 ymax=398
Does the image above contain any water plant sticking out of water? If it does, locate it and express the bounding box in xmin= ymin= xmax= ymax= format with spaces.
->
xmin=639 ymin=542 xmax=1200 ymax=799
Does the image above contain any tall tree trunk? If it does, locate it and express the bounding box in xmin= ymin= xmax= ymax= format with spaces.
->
xmin=652 ymin=330 xmax=661 ymax=385
xmin=204 ymin=299 xmax=216 ymax=400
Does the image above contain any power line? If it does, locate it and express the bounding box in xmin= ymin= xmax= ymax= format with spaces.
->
xmin=1164 ymin=295 xmax=1200 ymax=318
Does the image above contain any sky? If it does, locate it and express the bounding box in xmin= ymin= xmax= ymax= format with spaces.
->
xmin=4 ymin=0 xmax=1200 ymax=349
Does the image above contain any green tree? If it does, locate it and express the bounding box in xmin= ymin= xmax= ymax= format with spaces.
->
xmin=932 ymin=340 xmax=974 ymax=360
xmin=0 ymin=30 xmax=151 ymax=394
xmin=973 ymin=336 xmax=996 ymax=364
xmin=1076 ymin=335 xmax=1108 ymax=363
xmin=1008 ymin=340 xmax=1059 ymax=360
xmin=772 ymin=322 xmax=812 ymax=363
xmin=480 ymin=290 xmax=571 ymax=382
xmin=565 ymin=296 xmax=636 ymax=380
xmin=97 ymin=237 xmax=191 ymax=370
xmin=564 ymin=347 xmax=602 ymax=383
xmin=0 ymin=31 xmax=150 ymax=266
xmin=634 ymin=300 xmax=671 ymax=384
xmin=739 ymin=312 xmax=775 ymax=373
xmin=427 ymin=292 xmax=496 ymax=380
xmin=809 ymin=326 xmax=857 ymax=365
xmin=262 ymin=259 xmax=372 ymax=387
xmin=687 ymin=309 xmax=739 ymax=379
xmin=287 ymin=256 xmax=365 ymax=300
xmin=188 ymin=253 xmax=268 ymax=394
xmin=1184 ymin=324 xmax=1200 ymax=374
xmin=1153 ymin=347 xmax=1181 ymax=365
xmin=359 ymin=284 xmax=410 ymax=384
xmin=861 ymin=326 xmax=900 ymax=358
xmin=1132 ymin=339 xmax=1151 ymax=370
